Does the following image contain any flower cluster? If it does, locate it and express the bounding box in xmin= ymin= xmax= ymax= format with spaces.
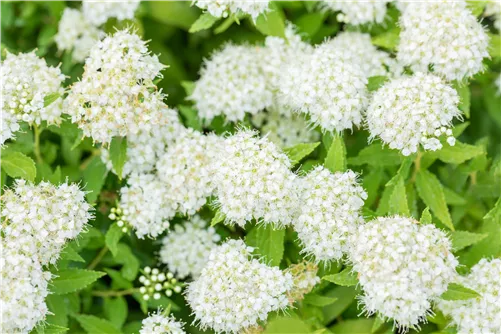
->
xmin=140 ymin=309 xmax=186 ymax=334
xmin=138 ymin=267 xmax=183 ymax=301
xmin=323 ymin=0 xmax=390 ymax=25
xmin=1 ymin=51 xmax=64 ymax=130
xmin=286 ymin=262 xmax=320 ymax=302
xmin=0 ymin=108 xmax=20 ymax=145
xmin=82 ymin=0 xmax=140 ymax=27
xmin=366 ymin=73 xmax=461 ymax=156
xmin=186 ymin=240 xmax=293 ymax=333
xmin=397 ymin=1 xmax=489 ymax=81
xmin=348 ymin=216 xmax=458 ymax=330
xmin=193 ymin=0 xmax=269 ymax=20
xmin=159 ymin=215 xmax=221 ymax=279
xmin=294 ymin=167 xmax=366 ymax=262
xmin=212 ymin=130 xmax=299 ymax=227
xmin=65 ymin=29 xmax=166 ymax=143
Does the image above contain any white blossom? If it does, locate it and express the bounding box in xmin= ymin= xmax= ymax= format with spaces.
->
xmin=82 ymin=0 xmax=140 ymax=26
xmin=397 ymin=1 xmax=489 ymax=81
xmin=323 ymin=0 xmax=390 ymax=25
xmin=140 ymin=310 xmax=185 ymax=334
xmin=186 ymin=239 xmax=293 ymax=333
xmin=348 ymin=216 xmax=458 ymax=330
xmin=1 ymin=108 xmax=20 ymax=145
xmin=159 ymin=215 xmax=221 ymax=279
xmin=193 ymin=0 xmax=269 ymax=20
xmin=366 ymin=73 xmax=461 ymax=156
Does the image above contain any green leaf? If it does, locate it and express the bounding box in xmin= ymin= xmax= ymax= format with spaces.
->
xmin=367 ymin=76 xmax=388 ymax=91
xmin=50 ymin=269 xmax=106 ymax=295
xmin=303 ymin=294 xmax=338 ymax=307
xmin=440 ymin=283 xmax=481 ymax=301
xmin=213 ymin=15 xmax=239 ymax=34
xmin=429 ymin=141 xmax=485 ymax=165
xmin=330 ymin=319 xmax=375 ymax=334
xmin=73 ymin=314 xmax=122 ymax=334
xmin=189 ymin=13 xmax=219 ymax=33
xmin=246 ymin=224 xmax=285 ymax=267
xmin=105 ymin=224 xmax=124 ymax=258
xmin=420 ymin=207 xmax=432 ymax=225
xmin=46 ymin=294 xmax=68 ymax=328
xmin=180 ymin=81 xmax=195 ymax=96
xmin=43 ymin=93 xmax=61 ymax=107
xmin=264 ymin=316 xmax=311 ymax=333
xmin=295 ymin=12 xmax=325 ymax=37
xmin=371 ymin=315 xmax=386 ymax=334
xmin=283 ymin=142 xmax=320 ymax=165
xmin=348 ymin=143 xmax=402 ymax=167
xmin=147 ymin=1 xmax=199 ymax=30
xmin=59 ymin=243 xmax=85 ymax=263
xmin=489 ymin=33 xmax=501 ymax=58
xmin=389 ymin=177 xmax=410 ymax=216
xmin=443 ymin=186 xmax=467 ymax=206
xmin=255 ymin=8 xmax=285 ymax=37
xmin=322 ymin=286 xmax=358 ymax=324
xmin=322 ymin=267 xmax=358 ymax=287
xmin=467 ymin=0 xmax=487 ymax=16
xmin=178 ymin=105 xmax=202 ymax=131
xmin=484 ymin=197 xmax=501 ymax=223
xmin=105 ymin=269 xmax=133 ymax=290
xmin=371 ymin=28 xmax=400 ymax=50
xmin=35 ymin=323 xmax=69 ymax=334
xmin=1 ymin=151 xmax=36 ymax=182
xmin=451 ymin=231 xmax=488 ymax=251
xmin=104 ymin=297 xmax=128 ymax=329
xmin=211 ymin=210 xmax=226 ymax=226
xmin=452 ymin=81 xmax=471 ymax=118
xmin=324 ymin=135 xmax=346 ymax=173
xmin=115 ymin=243 xmax=140 ymax=281
xmin=123 ymin=321 xmax=142 ymax=334
xmin=82 ymin=156 xmax=108 ymax=204
xmin=415 ymin=170 xmax=454 ymax=230
xmin=109 ymin=137 xmax=127 ymax=180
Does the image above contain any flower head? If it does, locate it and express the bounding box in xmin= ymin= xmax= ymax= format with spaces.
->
xmin=82 ymin=0 xmax=140 ymax=26
xmin=140 ymin=310 xmax=185 ymax=334
xmin=193 ymin=0 xmax=269 ymax=20
xmin=323 ymin=0 xmax=390 ymax=25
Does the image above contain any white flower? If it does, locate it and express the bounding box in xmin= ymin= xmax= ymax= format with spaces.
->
xmin=65 ymin=29 xmax=166 ymax=144
xmin=438 ymin=258 xmax=501 ymax=334
xmin=55 ymin=8 xmax=102 ymax=62
xmin=140 ymin=310 xmax=185 ymax=334
xmin=323 ymin=0 xmax=390 ymax=25
xmin=397 ymin=1 xmax=489 ymax=81
xmin=348 ymin=216 xmax=458 ymax=330
xmin=485 ymin=0 xmax=501 ymax=31
xmin=186 ymin=239 xmax=293 ymax=334
xmin=0 ymin=108 xmax=20 ymax=145
xmin=82 ymin=0 xmax=140 ymax=26
xmin=278 ymin=41 xmax=368 ymax=133
xmin=159 ymin=215 xmax=221 ymax=279
xmin=193 ymin=0 xmax=269 ymax=20
xmin=294 ymin=166 xmax=366 ymax=262
xmin=189 ymin=44 xmax=272 ymax=123
xmin=1 ymin=51 xmax=64 ymax=126
xmin=212 ymin=130 xmax=299 ymax=227
xmin=366 ymin=73 xmax=461 ymax=156
xmin=1 ymin=180 xmax=93 ymax=265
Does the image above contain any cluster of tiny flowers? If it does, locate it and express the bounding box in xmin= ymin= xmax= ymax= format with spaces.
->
xmin=212 ymin=130 xmax=299 ymax=227
xmin=1 ymin=180 xmax=93 ymax=265
xmin=159 ymin=215 xmax=221 ymax=279
xmin=55 ymin=8 xmax=102 ymax=62
xmin=438 ymin=258 xmax=501 ymax=334
xmin=138 ymin=267 xmax=183 ymax=301
xmin=366 ymin=73 xmax=461 ymax=156
xmin=82 ymin=0 xmax=140 ymax=27
xmin=140 ymin=310 xmax=186 ymax=334
xmin=279 ymin=41 xmax=368 ymax=133
xmin=294 ymin=167 xmax=367 ymax=262
xmin=1 ymin=51 xmax=64 ymax=127
xmin=285 ymin=262 xmax=320 ymax=302
xmin=397 ymin=1 xmax=489 ymax=81
xmin=322 ymin=0 xmax=390 ymax=25
xmin=186 ymin=240 xmax=293 ymax=333
xmin=190 ymin=44 xmax=272 ymax=123
xmin=0 ymin=109 xmax=21 ymax=145
xmin=65 ymin=29 xmax=166 ymax=143
xmin=101 ymin=107 xmax=183 ymax=177
xmin=485 ymin=0 xmax=501 ymax=31
xmin=348 ymin=216 xmax=458 ymax=330
xmin=251 ymin=110 xmax=319 ymax=148
xmin=193 ymin=0 xmax=269 ymax=20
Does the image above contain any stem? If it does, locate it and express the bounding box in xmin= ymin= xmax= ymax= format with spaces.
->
xmin=410 ymin=151 xmax=423 ymax=183
xmin=33 ymin=124 xmax=43 ymax=164
xmin=92 ymin=288 xmax=139 ymax=297
xmin=87 ymin=247 xmax=109 ymax=270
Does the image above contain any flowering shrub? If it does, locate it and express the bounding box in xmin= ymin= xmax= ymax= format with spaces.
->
xmin=1 ymin=1 xmax=500 ymax=334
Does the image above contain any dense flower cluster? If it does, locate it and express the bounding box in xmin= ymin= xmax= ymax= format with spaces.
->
xmin=348 ymin=216 xmax=458 ymax=329
xmin=160 ymin=215 xmax=221 ymax=279
xmin=294 ymin=167 xmax=366 ymax=262
xmin=65 ymin=29 xmax=166 ymax=143
xmin=193 ymin=0 xmax=269 ymax=20
xmin=1 ymin=51 xmax=64 ymax=130
xmin=397 ymin=1 xmax=489 ymax=81
xmin=82 ymin=0 xmax=140 ymax=26
xmin=212 ymin=130 xmax=299 ymax=227
xmin=323 ymin=0 xmax=390 ymax=25
xmin=140 ymin=310 xmax=185 ymax=334
xmin=186 ymin=240 xmax=293 ymax=333
xmin=366 ymin=73 xmax=461 ymax=156
xmin=438 ymin=258 xmax=501 ymax=334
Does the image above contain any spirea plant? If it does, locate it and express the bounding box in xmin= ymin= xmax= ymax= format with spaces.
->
xmin=1 ymin=1 xmax=500 ymax=334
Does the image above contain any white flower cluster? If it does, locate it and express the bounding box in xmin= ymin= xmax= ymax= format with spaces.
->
xmin=82 ymin=0 xmax=140 ymax=26
xmin=438 ymin=258 xmax=501 ymax=334
xmin=212 ymin=130 xmax=299 ymax=227
xmin=193 ymin=0 xmax=269 ymax=20
xmin=1 ymin=51 xmax=64 ymax=130
xmin=186 ymin=240 xmax=293 ymax=334
xmin=140 ymin=310 xmax=185 ymax=334
xmin=138 ymin=267 xmax=183 ymax=301
xmin=0 ymin=108 xmax=20 ymax=145
xmin=348 ymin=216 xmax=458 ymax=329
xmin=323 ymin=0 xmax=390 ymax=25
xmin=55 ymin=8 xmax=102 ymax=62
xmin=279 ymin=42 xmax=368 ymax=133
xmin=65 ymin=29 xmax=166 ymax=143
xmin=485 ymin=0 xmax=501 ymax=31
xmin=397 ymin=1 xmax=489 ymax=81
xmin=160 ymin=215 xmax=221 ymax=279
xmin=190 ymin=44 xmax=272 ymax=123
xmin=294 ymin=166 xmax=366 ymax=262
xmin=366 ymin=73 xmax=461 ymax=156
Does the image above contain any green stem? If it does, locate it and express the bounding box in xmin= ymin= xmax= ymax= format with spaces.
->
xmin=87 ymin=247 xmax=109 ymax=270
xmin=33 ymin=124 xmax=43 ymax=164
xmin=91 ymin=288 xmax=139 ymax=297
xmin=410 ymin=151 xmax=423 ymax=183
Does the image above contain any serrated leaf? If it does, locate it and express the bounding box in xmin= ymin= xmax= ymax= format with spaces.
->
xmin=367 ymin=76 xmax=388 ymax=91
xmin=415 ymin=170 xmax=454 ymax=230
xmin=452 ymin=81 xmax=471 ymax=118
xmin=43 ymin=93 xmax=61 ymax=107
xmin=322 ymin=267 xmax=357 ymax=287
xmin=443 ymin=186 xmax=467 ymax=206
xmin=246 ymin=224 xmax=285 ymax=267
xmin=59 ymin=243 xmax=85 ymax=263
xmin=284 ymin=142 xmax=320 ymax=166
xmin=429 ymin=141 xmax=485 ymax=165
xmin=35 ymin=322 xmax=69 ymax=334
xmin=348 ymin=143 xmax=402 ymax=167
xmin=105 ymin=224 xmax=123 ymax=257
xmin=189 ymin=13 xmax=219 ymax=33
xmin=303 ymin=294 xmax=337 ymax=307
xmin=389 ymin=177 xmax=410 ymax=216
xmin=1 ymin=151 xmax=36 ymax=182
xmin=371 ymin=28 xmax=400 ymax=50
xmin=82 ymin=156 xmax=108 ymax=204
xmin=325 ymin=135 xmax=346 ymax=173
xmin=104 ymin=297 xmax=128 ymax=329
xmin=255 ymin=8 xmax=285 ymax=37
xmin=73 ymin=314 xmax=121 ymax=334
xmin=420 ymin=207 xmax=432 ymax=225
xmin=211 ymin=210 xmax=225 ymax=226
xmin=440 ymin=283 xmax=480 ymax=301
xmin=50 ymin=269 xmax=105 ymax=295
xmin=451 ymin=231 xmax=488 ymax=251
xmin=109 ymin=136 xmax=127 ymax=180
xmin=484 ymin=197 xmax=501 ymax=223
